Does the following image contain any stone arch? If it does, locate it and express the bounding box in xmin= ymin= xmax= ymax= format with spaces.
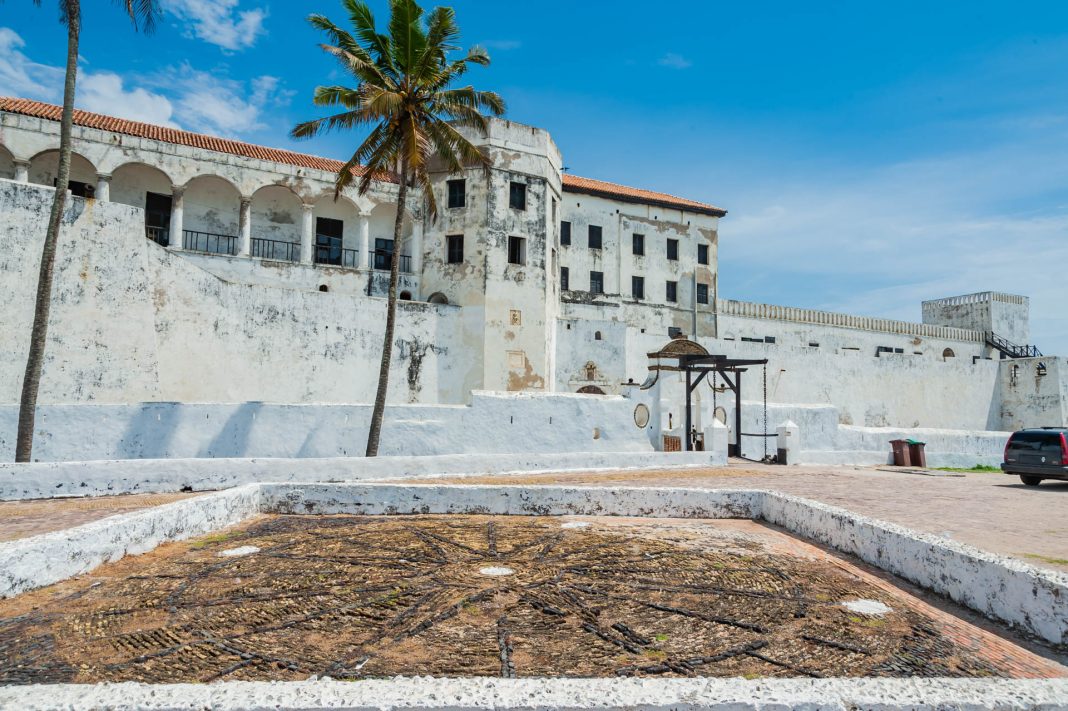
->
xmin=111 ymin=162 xmax=173 ymax=210
xmin=28 ymin=149 xmax=97 ymax=194
xmin=577 ymin=385 xmax=606 ymax=395
xmin=182 ymin=174 xmax=241 ymax=253
xmin=0 ymin=144 xmax=14 ymax=180
xmin=428 ymin=292 xmax=449 ymax=305
xmin=399 ymin=290 xmax=413 ymax=301
xmin=312 ymin=193 xmax=363 ymax=265
xmin=251 ymin=184 xmax=303 ymax=258
xmin=942 ymin=348 xmax=955 ymax=360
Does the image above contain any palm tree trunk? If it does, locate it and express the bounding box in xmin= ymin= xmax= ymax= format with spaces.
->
xmin=365 ymin=165 xmax=409 ymax=457
xmin=15 ymin=0 xmax=81 ymax=463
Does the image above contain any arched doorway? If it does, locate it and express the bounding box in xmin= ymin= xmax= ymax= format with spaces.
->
xmin=250 ymin=184 xmax=303 ymax=261
xmin=28 ymin=150 xmax=97 ymax=196
xmin=182 ymin=175 xmax=241 ymax=254
xmin=111 ymin=162 xmax=174 ymax=245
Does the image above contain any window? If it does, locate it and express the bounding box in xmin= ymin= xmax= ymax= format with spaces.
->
xmin=666 ymin=280 xmax=677 ymax=302
xmin=588 ymin=225 xmax=603 ymax=249
xmin=632 ymin=233 xmax=645 ymax=255
xmin=315 ymin=217 xmax=344 ymax=266
xmin=696 ymin=283 xmax=709 ymax=304
xmin=590 ymin=271 xmax=604 ymax=294
xmin=447 ymin=179 xmax=466 ymax=208
xmin=373 ymin=237 xmax=395 ymax=270
xmin=698 ymin=244 xmax=709 ymax=265
xmin=667 ymin=239 xmax=679 ymax=260
xmin=560 ymin=221 xmax=571 ymax=245
xmin=560 ymin=266 xmax=569 ymax=290
xmin=507 ymin=236 xmax=526 ymax=265
xmin=509 ymin=181 xmax=527 ymax=210
xmin=632 ymin=276 xmax=645 ymax=300
xmin=446 ymin=234 xmax=464 ymax=264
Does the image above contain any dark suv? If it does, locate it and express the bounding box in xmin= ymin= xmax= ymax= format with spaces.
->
xmin=1002 ymin=428 xmax=1068 ymax=486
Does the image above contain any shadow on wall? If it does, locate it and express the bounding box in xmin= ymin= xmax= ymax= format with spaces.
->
xmin=199 ymin=402 xmax=265 ymax=458
xmin=117 ymin=403 xmax=181 ymax=459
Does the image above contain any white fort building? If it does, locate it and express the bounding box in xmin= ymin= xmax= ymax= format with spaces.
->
xmin=0 ymin=97 xmax=1064 ymax=463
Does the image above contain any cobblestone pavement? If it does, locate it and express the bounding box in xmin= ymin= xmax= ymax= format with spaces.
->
xmin=0 ymin=493 xmax=201 ymax=542
xmin=405 ymin=464 xmax=1068 ymax=574
xmin=1 ymin=515 xmax=1062 ymax=683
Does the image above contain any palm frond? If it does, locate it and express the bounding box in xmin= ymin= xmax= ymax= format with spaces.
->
xmin=113 ymin=0 xmax=161 ymax=32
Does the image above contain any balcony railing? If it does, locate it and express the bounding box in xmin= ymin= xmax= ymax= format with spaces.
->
xmin=145 ymin=226 xmax=169 ymax=246
xmin=373 ymin=251 xmax=412 ymax=274
xmin=314 ymin=245 xmax=361 ymax=269
xmin=251 ymin=236 xmax=300 ymax=263
xmin=183 ymin=230 xmax=237 ymax=256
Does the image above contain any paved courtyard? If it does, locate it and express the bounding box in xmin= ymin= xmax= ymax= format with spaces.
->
xmin=410 ymin=463 xmax=1068 ymax=574
xmin=2 ymin=514 xmax=1063 ymax=683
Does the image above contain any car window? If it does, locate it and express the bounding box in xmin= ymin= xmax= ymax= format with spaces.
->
xmin=1008 ymin=431 xmax=1060 ymax=449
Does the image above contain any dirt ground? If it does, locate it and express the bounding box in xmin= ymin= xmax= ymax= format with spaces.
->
xmin=0 ymin=493 xmax=201 ymax=542
xmin=2 ymin=514 xmax=1063 ymax=684
xmin=404 ymin=463 xmax=1068 ymax=574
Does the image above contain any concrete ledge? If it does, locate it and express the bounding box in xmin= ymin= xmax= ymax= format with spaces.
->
xmin=2 ymin=677 xmax=1067 ymax=710
xmin=2 ymin=483 xmax=1066 ymax=650
xmin=762 ymin=490 xmax=1068 ymax=649
xmin=0 ymin=485 xmax=260 ymax=598
xmin=0 ymin=451 xmax=724 ymax=501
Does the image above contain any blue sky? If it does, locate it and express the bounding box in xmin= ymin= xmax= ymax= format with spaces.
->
xmin=2 ymin=0 xmax=1066 ymax=352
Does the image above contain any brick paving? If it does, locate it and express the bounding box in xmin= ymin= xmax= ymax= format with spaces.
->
xmin=0 ymin=493 xmax=200 ymax=542
xmin=404 ymin=463 xmax=1068 ymax=574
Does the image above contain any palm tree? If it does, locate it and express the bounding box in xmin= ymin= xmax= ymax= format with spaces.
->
xmin=14 ymin=0 xmax=160 ymax=463
xmin=292 ymin=0 xmax=504 ymax=457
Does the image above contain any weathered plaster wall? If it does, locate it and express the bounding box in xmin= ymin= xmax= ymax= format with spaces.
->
xmin=923 ymin=291 xmax=1031 ymax=346
xmin=0 ymin=391 xmax=654 ymax=462
xmin=0 ymin=181 xmax=467 ymax=406
xmin=997 ymin=356 xmax=1068 ymax=430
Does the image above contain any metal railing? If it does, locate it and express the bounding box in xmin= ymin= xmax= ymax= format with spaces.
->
xmin=985 ymin=331 xmax=1042 ymax=359
xmin=183 ymin=230 xmax=237 ymax=256
xmin=314 ymin=245 xmax=361 ymax=269
xmin=251 ymin=237 xmax=300 ymax=263
xmin=373 ymin=251 xmax=412 ymax=274
xmin=145 ymin=226 xmax=169 ymax=246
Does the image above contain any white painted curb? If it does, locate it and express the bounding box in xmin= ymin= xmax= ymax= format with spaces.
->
xmin=2 ymin=484 xmax=1066 ymax=650
xmin=2 ymin=678 xmax=1068 ymax=711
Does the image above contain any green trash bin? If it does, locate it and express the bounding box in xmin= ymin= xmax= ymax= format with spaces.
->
xmin=907 ymin=439 xmax=927 ymax=468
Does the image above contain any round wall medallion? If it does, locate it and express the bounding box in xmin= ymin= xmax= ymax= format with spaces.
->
xmin=633 ymin=403 xmax=650 ymax=428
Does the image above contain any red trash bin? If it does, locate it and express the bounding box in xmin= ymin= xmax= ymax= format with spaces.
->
xmin=889 ymin=439 xmax=912 ymax=467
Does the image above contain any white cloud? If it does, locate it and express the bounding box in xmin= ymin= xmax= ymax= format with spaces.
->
xmin=0 ymin=27 xmax=64 ymax=100
xmin=150 ymin=64 xmax=288 ymax=135
xmin=720 ymin=134 xmax=1068 ymax=353
xmin=163 ymin=0 xmax=267 ymax=52
xmin=483 ymin=40 xmax=522 ymax=51
xmin=78 ymin=72 xmax=177 ymax=126
xmin=658 ymin=53 xmax=692 ymax=70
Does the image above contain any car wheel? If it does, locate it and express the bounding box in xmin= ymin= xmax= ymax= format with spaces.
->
xmin=1020 ymin=475 xmax=1042 ymax=486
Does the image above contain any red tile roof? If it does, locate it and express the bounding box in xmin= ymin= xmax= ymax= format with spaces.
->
xmin=1 ymin=96 xmax=725 ymax=215
xmin=562 ymin=174 xmax=726 ymax=217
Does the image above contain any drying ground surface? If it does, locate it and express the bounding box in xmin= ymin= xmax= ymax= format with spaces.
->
xmin=410 ymin=463 xmax=1068 ymax=573
xmin=1 ymin=514 xmax=1063 ymax=683
xmin=0 ymin=493 xmax=201 ymax=542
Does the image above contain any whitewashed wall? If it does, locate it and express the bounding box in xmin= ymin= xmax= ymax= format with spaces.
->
xmin=0 ymin=180 xmax=468 ymax=406
xmin=0 ymin=391 xmax=652 ymax=461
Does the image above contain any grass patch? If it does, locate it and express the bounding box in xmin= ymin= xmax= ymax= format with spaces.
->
xmin=189 ymin=531 xmax=239 ymax=549
xmin=1020 ymin=553 xmax=1068 ymax=566
xmin=934 ymin=465 xmax=1001 ymax=473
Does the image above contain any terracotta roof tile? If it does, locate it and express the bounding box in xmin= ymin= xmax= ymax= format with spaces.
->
xmin=2 ymin=97 xmax=724 ymax=214
xmin=0 ymin=96 xmax=380 ymax=180
xmin=562 ymin=174 xmax=726 ymax=217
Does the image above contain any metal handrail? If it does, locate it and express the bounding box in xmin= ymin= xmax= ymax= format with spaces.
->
xmin=251 ymin=236 xmax=300 ymax=262
xmin=372 ymin=250 xmax=413 ymax=274
xmin=313 ymin=245 xmax=360 ymax=269
xmin=145 ymin=226 xmax=169 ymax=246
xmin=985 ymin=331 xmax=1042 ymax=358
xmin=183 ymin=230 xmax=237 ymax=256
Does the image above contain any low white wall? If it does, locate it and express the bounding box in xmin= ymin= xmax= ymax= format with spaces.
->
xmin=732 ymin=402 xmax=1009 ymax=466
xmin=3 ymin=678 xmax=1067 ymax=711
xmin=0 ymin=391 xmax=656 ymax=463
xmin=0 ymin=450 xmax=723 ymax=501
xmin=3 ymin=483 xmax=1065 ymax=649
